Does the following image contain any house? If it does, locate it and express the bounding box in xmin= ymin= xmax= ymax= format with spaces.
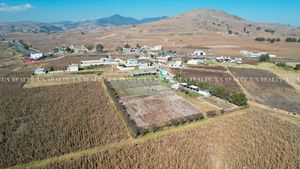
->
xmin=179 ymin=83 xmax=210 ymax=97
xmin=67 ymin=64 xmax=79 ymax=72
xmin=133 ymin=71 xmax=157 ymax=77
xmin=194 ymin=50 xmax=207 ymax=56
xmin=125 ymin=59 xmax=140 ymax=67
xmin=151 ymin=45 xmax=163 ymax=51
xmin=34 ymin=68 xmax=47 ymax=75
xmin=168 ymin=61 xmax=183 ymax=68
xmin=187 ymin=59 xmax=204 ymax=65
xmin=171 ymin=83 xmax=180 ymax=89
xmin=69 ymin=45 xmax=89 ymax=54
xmin=30 ymin=53 xmax=44 ymax=60
xmin=80 ymin=58 xmax=117 ymax=67
xmin=117 ymin=65 xmax=135 ymax=71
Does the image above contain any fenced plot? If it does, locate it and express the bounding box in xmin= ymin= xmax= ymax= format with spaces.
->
xmin=105 ymin=78 xmax=205 ymax=136
xmin=121 ymin=91 xmax=205 ymax=129
xmin=109 ymin=78 xmax=169 ymax=97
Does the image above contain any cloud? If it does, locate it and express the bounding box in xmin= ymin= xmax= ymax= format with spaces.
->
xmin=0 ymin=3 xmax=33 ymax=12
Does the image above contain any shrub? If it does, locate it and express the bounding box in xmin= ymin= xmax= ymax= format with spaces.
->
xmin=229 ymin=92 xmax=248 ymax=106
xmin=276 ymin=38 xmax=281 ymax=42
xmin=285 ymin=38 xmax=297 ymax=42
xmin=294 ymin=64 xmax=300 ymax=70
xmin=49 ymin=67 xmax=55 ymax=72
xmin=259 ymin=54 xmax=270 ymax=62
xmin=255 ymin=37 xmax=265 ymax=42
xmin=208 ymin=86 xmax=230 ymax=100
xmin=270 ymin=38 xmax=275 ymax=43
xmin=96 ymin=44 xmax=104 ymax=53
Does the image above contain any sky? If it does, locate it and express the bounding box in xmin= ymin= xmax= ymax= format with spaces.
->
xmin=0 ymin=0 xmax=300 ymax=26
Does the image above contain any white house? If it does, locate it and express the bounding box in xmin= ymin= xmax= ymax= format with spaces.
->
xmin=187 ymin=59 xmax=204 ymax=65
xmin=168 ymin=61 xmax=183 ymax=68
xmin=80 ymin=58 xmax=117 ymax=67
xmin=34 ymin=68 xmax=47 ymax=75
xmin=30 ymin=53 xmax=44 ymax=60
xmin=151 ymin=45 xmax=163 ymax=51
xmin=67 ymin=64 xmax=79 ymax=72
xmin=194 ymin=50 xmax=207 ymax=56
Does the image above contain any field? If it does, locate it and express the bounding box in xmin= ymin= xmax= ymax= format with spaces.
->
xmin=0 ymin=81 xmax=127 ymax=168
xmin=109 ymin=78 xmax=168 ymax=97
xmin=169 ymin=67 xmax=241 ymax=93
xmin=229 ymin=67 xmax=300 ymax=114
xmin=106 ymin=78 xmax=205 ymax=135
xmin=199 ymin=96 xmax=239 ymax=112
xmin=121 ymin=91 xmax=205 ymax=129
xmin=41 ymin=109 xmax=300 ymax=169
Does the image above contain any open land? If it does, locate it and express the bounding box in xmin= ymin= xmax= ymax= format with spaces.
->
xmin=0 ymin=80 xmax=127 ymax=168
xmin=38 ymin=109 xmax=300 ymax=169
xmin=229 ymin=67 xmax=300 ymax=114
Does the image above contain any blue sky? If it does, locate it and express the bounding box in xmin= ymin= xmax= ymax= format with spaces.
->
xmin=0 ymin=0 xmax=300 ymax=26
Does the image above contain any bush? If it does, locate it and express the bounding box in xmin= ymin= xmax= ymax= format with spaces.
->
xmin=255 ymin=37 xmax=265 ymax=42
xmin=96 ymin=44 xmax=104 ymax=53
xmin=229 ymin=92 xmax=247 ymax=106
xmin=294 ymin=64 xmax=300 ymax=70
xmin=276 ymin=38 xmax=281 ymax=42
xmin=259 ymin=54 xmax=270 ymax=62
xmin=209 ymin=86 xmax=230 ymax=100
xmin=49 ymin=67 xmax=55 ymax=72
xmin=285 ymin=38 xmax=297 ymax=42
xmin=270 ymin=38 xmax=275 ymax=43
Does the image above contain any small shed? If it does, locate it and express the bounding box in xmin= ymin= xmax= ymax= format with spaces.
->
xmin=34 ymin=68 xmax=47 ymax=75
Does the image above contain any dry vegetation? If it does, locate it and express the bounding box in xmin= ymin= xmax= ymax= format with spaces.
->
xmin=169 ymin=67 xmax=241 ymax=93
xmin=42 ymin=109 xmax=300 ymax=169
xmin=0 ymin=79 xmax=127 ymax=168
xmin=229 ymin=67 xmax=300 ymax=114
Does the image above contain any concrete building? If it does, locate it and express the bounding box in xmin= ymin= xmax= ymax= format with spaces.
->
xmin=80 ymin=58 xmax=117 ymax=67
xmin=67 ymin=64 xmax=79 ymax=72
xmin=168 ymin=61 xmax=183 ymax=68
xmin=194 ymin=50 xmax=207 ymax=56
xmin=30 ymin=53 xmax=44 ymax=60
xmin=187 ymin=59 xmax=204 ymax=65
xmin=34 ymin=68 xmax=47 ymax=75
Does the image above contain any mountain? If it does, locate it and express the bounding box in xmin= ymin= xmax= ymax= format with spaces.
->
xmin=0 ymin=15 xmax=168 ymax=33
xmin=96 ymin=14 xmax=168 ymax=26
xmin=139 ymin=9 xmax=300 ymax=37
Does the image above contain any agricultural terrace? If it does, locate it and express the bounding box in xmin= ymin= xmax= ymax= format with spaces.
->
xmin=229 ymin=67 xmax=300 ymax=114
xmin=0 ymin=81 xmax=127 ymax=168
xmin=106 ymin=78 xmax=205 ymax=136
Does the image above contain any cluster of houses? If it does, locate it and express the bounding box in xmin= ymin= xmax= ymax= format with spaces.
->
xmin=158 ymin=69 xmax=210 ymax=97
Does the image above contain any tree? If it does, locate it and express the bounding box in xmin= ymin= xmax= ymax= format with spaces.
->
xmin=259 ymin=54 xmax=270 ymax=62
xmin=276 ymin=38 xmax=281 ymax=42
xmin=124 ymin=43 xmax=130 ymax=48
xmin=294 ymin=64 xmax=300 ymax=70
xmin=270 ymin=38 xmax=275 ymax=43
xmin=229 ymin=92 xmax=248 ymax=106
xmin=255 ymin=37 xmax=265 ymax=42
xmin=50 ymin=67 xmax=55 ymax=72
xmin=136 ymin=44 xmax=141 ymax=48
xmin=96 ymin=44 xmax=104 ymax=53
xmin=65 ymin=47 xmax=71 ymax=52
xmin=285 ymin=37 xmax=297 ymax=42
xmin=228 ymin=30 xmax=233 ymax=34
xmin=243 ymin=27 xmax=246 ymax=32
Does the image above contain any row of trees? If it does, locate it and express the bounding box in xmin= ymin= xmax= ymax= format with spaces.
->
xmin=255 ymin=37 xmax=300 ymax=43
